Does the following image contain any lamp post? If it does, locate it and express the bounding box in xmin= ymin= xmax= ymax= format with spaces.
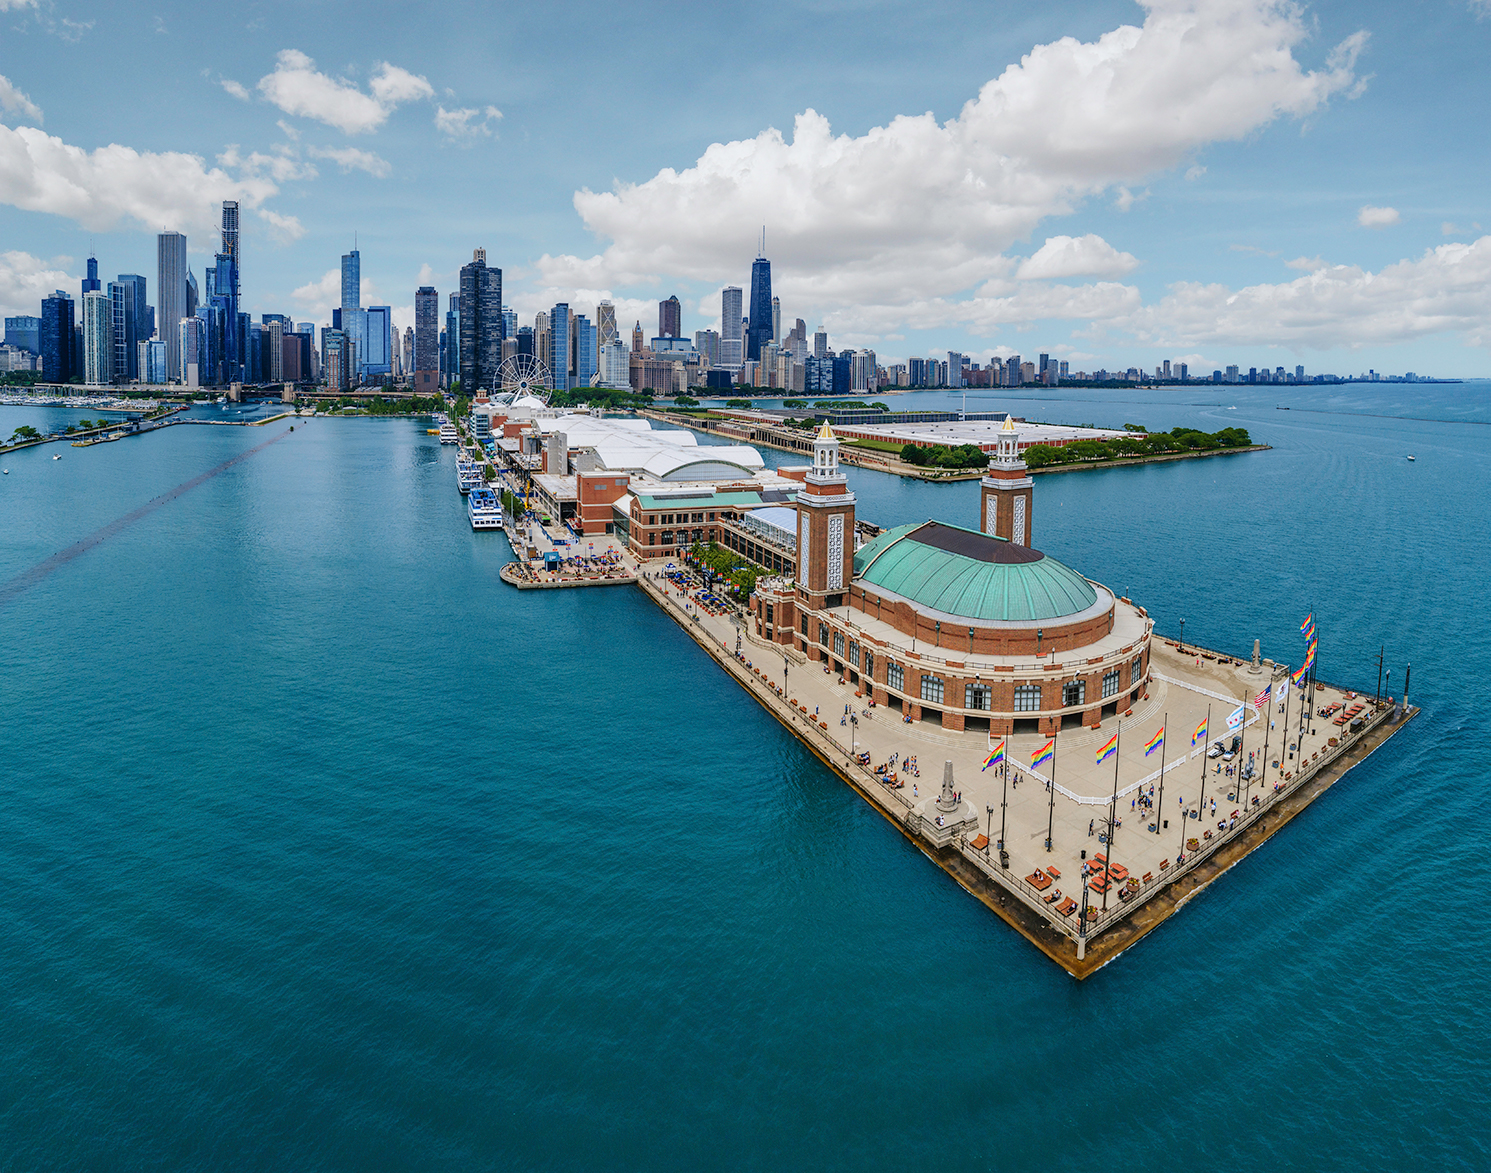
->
xmin=1045 ymin=730 xmax=1057 ymax=853
xmin=1179 ymin=618 xmax=1185 ymax=654
xmin=783 ymin=654 xmax=789 ymax=696
xmin=985 ymin=805 xmax=994 ymax=855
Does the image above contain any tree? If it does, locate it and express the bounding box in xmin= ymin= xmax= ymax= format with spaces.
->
xmin=674 ymin=394 xmax=699 ymax=406
xmin=782 ymin=398 xmax=805 ymax=408
xmin=725 ymin=398 xmax=752 ymax=408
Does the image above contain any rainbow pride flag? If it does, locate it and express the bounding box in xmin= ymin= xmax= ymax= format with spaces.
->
xmin=982 ymin=739 xmax=1006 ymax=771
xmin=1096 ymin=733 xmax=1119 ymax=764
xmin=1304 ymin=622 xmax=1315 ymax=642
xmin=1192 ymin=717 xmax=1208 ymax=746
xmin=1291 ymin=664 xmax=1308 ymax=687
xmin=1144 ymin=727 xmax=1164 ymax=756
xmin=1300 ymin=612 xmax=1313 ymax=634
xmin=1031 ymin=739 xmax=1055 ymax=769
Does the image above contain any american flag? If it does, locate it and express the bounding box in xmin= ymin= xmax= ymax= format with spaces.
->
xmin=1254 ymin=684 xmax=1272 ymax=709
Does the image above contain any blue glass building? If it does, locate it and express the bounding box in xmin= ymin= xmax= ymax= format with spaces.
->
xmin=5 ymin=315 xmax=41 ymax=354
xmin=363 ymin=306 xmax=392 ymax=380
xmin=82 ymin=257 xmax=100 ymax=297
xmin=341 ymin=250 xmax=360 ymax=309
xmin=575 ymin=314 xmax=596 ymax=387
xmin=40 ymin=293 xmax=74 ymax=383
xmin=550 ymin=303 xmax=570 ymax=392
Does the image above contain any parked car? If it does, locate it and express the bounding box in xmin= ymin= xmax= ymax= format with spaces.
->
xmin=1208 ymin=741 xmax=1226 ymax=759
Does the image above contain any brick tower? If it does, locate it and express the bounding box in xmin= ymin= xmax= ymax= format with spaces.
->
xmin=795 ymin=422 xmax=856 ymax=608
xmin=980 ymin=415 xmax=1034 ymax=546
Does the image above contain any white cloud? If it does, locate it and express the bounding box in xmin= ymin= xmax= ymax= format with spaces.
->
xmin=308 ymin=145 xmax=392 ymax=177
xmin=538 ymin=0 xmax=1367 ymax=332
xmin=1128 ymin=237 xmax=1491 ymax=348
xmin=1357 ymin=204 xmax=1400 ymax=228
xmin=435 ymin=105 xmax=502 ymax=140
xmin=217 ymin=144 xmax=317 ymax=183
xmin=0 ymin=73 xmax=42 ymax=123
xmin=0 ymin=249 xmax=73 ymax=318
xmin=1185 ymin=164 xmax=1206 ymax=180
xmin=0 ymin=1 xmax=39 ymax=10
xmin=256 ymin=50 xmax=433 ymax=134
xmin=220 ymin=78 xmax=250 ymax=101
xmin=0 ymin=124 xmax=299 ymax=239
xmin=1017 ymin=234 xmax=1139 ymax=280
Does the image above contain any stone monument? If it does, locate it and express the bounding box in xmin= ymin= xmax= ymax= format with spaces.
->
xmin=912 ymin=760 xmax=979 ymax=848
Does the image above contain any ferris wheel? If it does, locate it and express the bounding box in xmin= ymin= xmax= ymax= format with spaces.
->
xmin=494 ymin=354 xmax=551 ymax=401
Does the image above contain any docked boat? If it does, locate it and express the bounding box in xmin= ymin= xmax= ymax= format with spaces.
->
xmin=438 ymin=422 xmax=458 ymax=444
xmin=456 ymin=460 xmax=484 ymax=495
xmin=468 ymin=487 xmax=504 ymax=530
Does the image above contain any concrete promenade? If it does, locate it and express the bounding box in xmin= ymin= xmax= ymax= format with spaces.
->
xmin=634 ymin=558 xmax=1417 ymax=977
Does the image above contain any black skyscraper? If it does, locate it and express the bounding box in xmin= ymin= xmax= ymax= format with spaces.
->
xmin=747 ymin=255 xmax=772 ymax=362
xmin=40 ymin=292 xmax=75 ymax=383
xmin=458 ymin=249 xmax=503 ymax=392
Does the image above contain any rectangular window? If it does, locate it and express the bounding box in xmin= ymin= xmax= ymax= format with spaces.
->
xmin=920 ymin=675 xmax=945 ymax=705
xmin=863 ymin=651 xmax=874 ymax=679
xmin=887 ymin=661 xmax=904 ymax=691
xmin=849 ymin=643 xmax=859 ymax=668
xmin=819 ymin=622 xmax=829 ymax=647
xmin=662 ymin=531 xmax=674 ymax=545
xmin=765 ymin=604 xmax=774 ymax=625
xmin=648 ymin=534 xmax=655 ymax=546
xmin=1131 ymin=655 xmax=1143 ymax=686
xmin=803 ymin=615 xmax=811 ymax=637
xmin=965 ymin=683 xmax=992 ymax=711
xmin=1062 ymin=680 xmax=1086 ymax=708
xmin=833 ymin=631 xmax=844 ymax=657
xmin=1014 ymin=684 xmax=1041 ymax=712
xmin=1102 ymin=669 xmax=1120 ymax=699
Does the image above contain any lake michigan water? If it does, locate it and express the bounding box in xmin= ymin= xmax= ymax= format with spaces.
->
xmin=1 ymin=384 xmax=1487 ymax=1170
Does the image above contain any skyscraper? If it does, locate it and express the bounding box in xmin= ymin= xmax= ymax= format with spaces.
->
xmin=221 ymin=201 xmax=240 ymax=283
xmin=82 ymin=290 xmax=112 ymax=384
xmin=771 ymin=296 xmax=781 ymax=344
xmin=5 ymin=316 xmax=41 ymax=354
xmin=596 ymin=300 xmax=618 ymax=344
xmin=631 ymin=321 xmax=644 ymax=353
xmin=82 ymin=256 xmax=100 ymax=297
xmin=550 ymin=302 xmax=570 ymax=392
xmin=720 ymin=286 xmax=743 ymax=371
xmin=415 ymin=287 xmax=438 ymax=394
xmin=659 ymin=295 xmax=681 ymax=338
xmin=110 ymin=275 xmax=147 ymax=382
xmin=747 ymin=255 xmax=772 ymax=361
xmin=575 ymin=314 xmax=596 ymax=387
xmin=364 ymin=306 xmax=393 ymax=380
xmin=40 ymin=292 xmax=74 ymax=383
xmin=157 ymin=235 xmax=187 ymax=384
xmin=341 ymin=248 xmax=360 ymax=310
xmin=403 ymin=326 xmax=414 ymax=378
xmin=458 ymin=248 xmax=502 ymax=392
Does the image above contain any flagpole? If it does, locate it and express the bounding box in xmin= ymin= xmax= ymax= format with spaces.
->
xmin=1045 ymin=731 xmax=1057 ymax=853
xmin=1153 ymin=712 xmax=1168 ymax=835
xmin=1191 ymin=703 xmax=1211 ymax=853
xmin=1234 ymin=691 xmax=1247 ymax=815
xmin=1258 ymin=684 xmax=1272 ymax=805
xmin=1280 ymin=671 xmax=1292 ymax=780
xmin=1103 ymin=721 xmax=1121 ymax=914
xmin=999 ymin=748 xmax=1009 ymax=853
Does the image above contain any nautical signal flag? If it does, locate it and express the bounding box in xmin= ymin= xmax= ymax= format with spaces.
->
xmin=1192 ymin=718 xmax=1209 ymax=746
xmin=1096 ymin=733 xmax=1119 ymax=764
xmin=1143 ymin=727 xmax=1164 ymax=756
xmin=982 ymin=739 xmax=1006 ymax=771
xmin=1227 ymin=705 xmax=1246 ymax=730
xmin=1031 ymin=739 xmax=1055 ymax=769
xmin=1300 ymin=613 xmax=1313 ymax=634
xmin=1254 ymin=684 xmax=1272 ymax=709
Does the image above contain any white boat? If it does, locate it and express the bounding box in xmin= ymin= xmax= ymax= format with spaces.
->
xmin=53 ymin=453 xmax=60 ymax=459
xmin=438 ymin=422 xmax=458 ymax=444
xmin=468 ymin=487 xmax=504 ymax=530
xmin=456 ymin=460 xmax=484 ymax=495
xmin=1407 ymin=455 xmax=1416 ymax=462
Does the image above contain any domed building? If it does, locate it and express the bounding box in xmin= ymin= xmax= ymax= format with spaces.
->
xmin=751 ymin=418 xmax=1152 ymax=735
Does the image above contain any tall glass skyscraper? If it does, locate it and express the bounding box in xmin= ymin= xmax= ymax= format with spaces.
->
xmin=110 ymin=275 xmax=148 ymax=382
xmin=364 ymin=306 xmax=392 ymax=380
xmin=341 ymin=249 xmax=360 ymax=310
xmin=747 ymin=257 xmax=772 ymax=361
xmin=82 ymin=290 xmax=113 ymax=385
xmin=720 ymin=286 xmax=743 ymax=370
xmin=82 ymin=257 xmax=100 ymax=297
xmin=575 ymin=314 xmax=596 ymax=388
xmin=5 ymin=315 xmax=41 ymax=355
xmin=414 ymin=286 xmax=439 ymax=394
xmin=40 ymin=292 xmax=74 ymax=383
xmin=550 ymin=303 xmax=570 ymax=392
xmin=458 ymin=249 xmax=502 ymax=392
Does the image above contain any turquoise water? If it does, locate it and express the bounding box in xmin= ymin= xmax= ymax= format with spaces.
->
xmin=1 ymin=386 xmax=1487 ymax=1170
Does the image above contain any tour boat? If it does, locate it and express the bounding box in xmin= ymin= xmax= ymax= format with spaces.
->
xmin=438 ymin=422 xmax=458 ymax=444
xmin=456 ymin=460 xmax=484 ymax=495
xmin=467 ymin=487 xmax=504 ymax=530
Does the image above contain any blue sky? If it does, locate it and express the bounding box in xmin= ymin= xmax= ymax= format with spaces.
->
xmin=4 ymin=0 xmax=1491 ymax=377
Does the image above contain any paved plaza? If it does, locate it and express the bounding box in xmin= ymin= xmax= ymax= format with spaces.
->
xmin=636 ymin=556 xmax=1379 ymax=934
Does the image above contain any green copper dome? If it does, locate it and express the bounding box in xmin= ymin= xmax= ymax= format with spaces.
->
xmin=852 ymin=521 xmax=1100 ymax=624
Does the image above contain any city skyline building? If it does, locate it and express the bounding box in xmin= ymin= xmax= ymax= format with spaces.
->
xmin=82 ymin=256 xmax=100 ymax=297
xmin=659 ymin=295 xmax=681 ymax=338
xmin=550 ymin=302 xmax=570 ymax=392
xmin=720 ymin=286 xmax=743 ymax=370
xmin=81 ymin=289 xmax=112 ymax=385
xmin=458 ymin=248 xmax=502 ymax=392
xmin=596 ymin=300 xmax=618 ymax=344
xmin=40 ymin=291 xmax=74 ymax=383
xmin=414 ymin=286 xmax=439 ymax=394
xmin=747 ymin=254 xmax=772 ymax=362
xmin=157 ymin=231 xmax=188 ymax=381
xmin=5 ymin=315 xmax=41 ymax=355
xmin=341 ymin=249 xmax=360 ymax=310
